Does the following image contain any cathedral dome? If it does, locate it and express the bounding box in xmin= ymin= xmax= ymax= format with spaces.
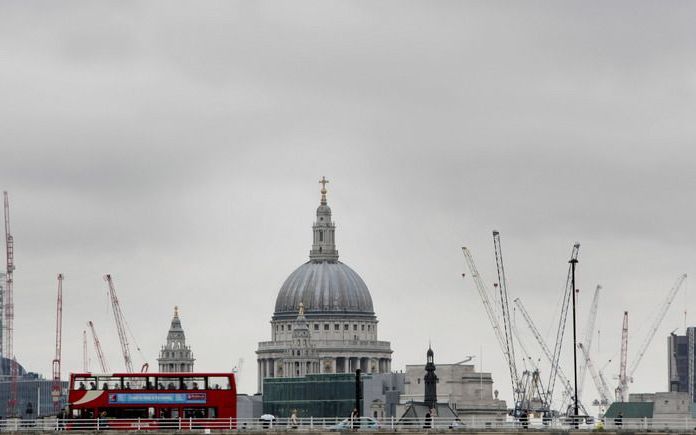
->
xmin=272 ymin=177 xmax=375 ymax=321
xmin=273 ymin=260 xmax=375 ymax=320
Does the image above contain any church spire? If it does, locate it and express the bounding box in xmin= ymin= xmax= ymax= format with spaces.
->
xmin=309 ymin=177 xmax=339 ymax=262
xmin=424 ymin=344 xmax=438 ymax=409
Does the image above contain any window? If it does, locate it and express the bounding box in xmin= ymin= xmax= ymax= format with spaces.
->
xmin=314 ymin=324 xmax=319 ymax=331
xmin=417 ymin=378 xmax=421 ymax=384
xmin=334 ymin=324 xmax=339 ymax=330
xmin=319 ymin=232 xmax=324 ymax=242
xmin=324 ymin=324 xmax=329 ymax=331
xmin=288 ymin=324 xmax=292 ymax=331
xmin=361 ymin=325 xmax=365 ymax=331
xmin=353 ymin=324 xmax=358 ymax=331
xmin=367 ymin=325 xmax=371 ymax=331
xmin=281 ymin=325 xmax=285 ymax=331
xmin=344 ymin=324 xmax=349 ymax=330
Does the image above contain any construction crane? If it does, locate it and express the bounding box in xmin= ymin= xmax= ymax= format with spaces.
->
xmin=492 ymin=230 xmax=522 ymax=412
xmin=104 ymin=274 xmax=148 ymax=372
xmin=513 ymin=322 xmax=550 ymax=412
xmin=578 ymin=343 xmax=611 ymax=406
xmin=82 ymin=330 xmax=89 ymax=372
xmin=3 ymin=191 xmax=17 ymax=417
xmin=104 ymin=274 xmax=134 ymax=372
xmin=52 ymin=274 xmax=64 ymax=414
xmin=514 ymin=297 xmax=589 ymax=415
xmin=615 ymin=311 xmax=629 ymax=402
xmin=461 ymin=248 xmax=507 ymax=361
xmin=547 ymin=243 xmax=580 ymax=409
xmin=454 ymin=356 xmax=475 ymax=365
xmin=578 ymin=285 xmax=601 ymax=401
xmin=629 ymin=274 xmax=687 ymax=380
xmin=87 ymin=321 xmax=110 ymax=373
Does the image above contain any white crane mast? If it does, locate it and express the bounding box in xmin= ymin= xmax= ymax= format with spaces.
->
xmin=514 ymin=297 xmax=588 ymax=414
xmin=628 ymin=274 xmax=687 ymax=379
xmin=578 ymin=285 xmax=601 ymax=401
xmin=461 ymin=247 xmax=507 ymax=359
xmin=578 ymin=343 xmax=612 ymax=405
xmin=492 ymin=231 xmax=521 ymax=405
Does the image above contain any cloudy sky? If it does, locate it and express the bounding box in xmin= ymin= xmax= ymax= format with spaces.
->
xmin=1 ymin=1 xmax=695 ymax=409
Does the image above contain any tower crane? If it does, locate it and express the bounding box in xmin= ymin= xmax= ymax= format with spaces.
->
xmin=3 ymin=191 xmax=17 ymax=417
xmin=461 ymin=248 xmax=507 ymax=361
xmin=578 ymin=343 xmax=611 ymax=406
xmin=548 ymin=243 xmax=580 ymax=408
xmin=52 ymin=274 xmax=64 ymax=414
xmin=492 ymin=230 xmax=522 ymax=412
xmin=514 ymin=297 xmax=589 ymax=415
xmin=578 ymin=285 xmax=601 ymax=401
xmin=87 ymin=321 xmax=110 ymax=373
xmin=104 ymin=274 xmax=133 ymax=372
xmin=104 ymin=274 xmax=148 ymax=372
xmin=615 ymin=312 xmax=629 ymax=402
xmin=628 ymin=274 xmax=687 ymax=380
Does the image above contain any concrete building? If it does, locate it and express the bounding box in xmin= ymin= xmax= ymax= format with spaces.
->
xmin=399 ymin=347 xmax=458 ymax=423
xmin=363 ymin=372 xmax=405 ymax=419
xmin=157 ymin=306 xmax=195 ymax=372
xmin=668 ymin=329 xmax=695 ymax=400
xmin=606 ymin=392 xmax=692 ymax=419
xmin=399 ymin=351 xmax=506 ymax=417
xmin=256 ymin=179 xmax=392 ymax=393
xmin=237 ymin=394 xmax=263 ymax=420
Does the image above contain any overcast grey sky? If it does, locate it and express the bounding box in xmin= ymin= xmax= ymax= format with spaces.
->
xmin=1 ymin=1 xmax=696 ymax=408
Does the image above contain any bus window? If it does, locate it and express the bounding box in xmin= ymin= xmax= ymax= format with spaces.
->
xmin=160 ymin=408 xmax=179 ymax=418
xmin=72 ymin=408 xmax=93 ymax=418
xmin=103 ymin=408 xmax=149 ymax=418
xmin=123 ymin=376 xmax=144 ymax=390
xmin=208 ymin=408 xmax=217 ymax=418
xmin=73 ymin=376 xmax=98 ymax=390
xmin=208 ymin=376 xmax=230 ymax=390
xmin=182 ymin=376 xmax=205 ymax=390
xmin=184 ymin=408 xmax=207 ymax=418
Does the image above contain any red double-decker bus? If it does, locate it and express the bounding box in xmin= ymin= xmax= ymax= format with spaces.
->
xmin=67 ymin=372 xmax=236 ymax=430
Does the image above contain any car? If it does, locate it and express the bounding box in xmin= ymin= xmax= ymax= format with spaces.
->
xmin=329 ymin=417 xmax=381 ymax=431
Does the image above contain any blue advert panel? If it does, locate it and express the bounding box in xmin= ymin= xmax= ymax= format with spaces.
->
xmin=108 ymin=393 xmax=207 ymax=405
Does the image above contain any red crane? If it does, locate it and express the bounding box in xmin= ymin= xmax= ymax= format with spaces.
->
xmin=3 ymin=191 xmax=17 ymax=417
xmin=104 ymin=274 xmax=134 ymax=372
xmin=52 ymin=274 xmax=64 ymax=414
xmin=87 ymin=321 xmax=110 ymax=373
xmin=103 ymin=274 xmax=148 ymax=372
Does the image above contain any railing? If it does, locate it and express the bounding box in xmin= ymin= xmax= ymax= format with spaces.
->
xmin=1 ymin=416 xmax=696 ymax=431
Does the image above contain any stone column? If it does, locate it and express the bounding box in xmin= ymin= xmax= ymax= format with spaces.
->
xmin=257 ymin=360 xmax=262 ymax=393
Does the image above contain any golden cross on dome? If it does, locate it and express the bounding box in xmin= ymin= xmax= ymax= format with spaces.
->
xmin=318 ymin=176 xmax=329 ymax=204
xmin=319 ymin=176 xmax=329 ymax=191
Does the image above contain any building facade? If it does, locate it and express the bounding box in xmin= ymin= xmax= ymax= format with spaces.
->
xmin=157 ymin=307 xmax=195 ymax=372
xmin=668 ymin=328 xmax=696 ymax=400
xmin=256 ymin=179 xmax=393 ymax=393
xmin=399 ymin=354 xmax=506 ymax=417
